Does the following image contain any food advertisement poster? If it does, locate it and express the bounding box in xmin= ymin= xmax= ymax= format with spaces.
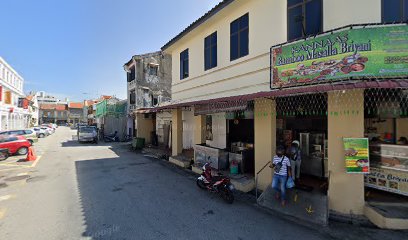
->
xmin=365 ymin=167 xmax=408 ymax=196
xmin=343 ymin=138 xmax=370 ymax=173
xmin=271 ymin=24 xmax=408 ymax=87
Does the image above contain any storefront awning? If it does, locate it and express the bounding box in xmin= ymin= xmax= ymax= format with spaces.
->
xmin=152 ymin=79 xmax=408 ymax=111
xmin=134 ymin=108 xmax=157 ymax=114
xmin=194 ymin=101 xmax=247 ymax=115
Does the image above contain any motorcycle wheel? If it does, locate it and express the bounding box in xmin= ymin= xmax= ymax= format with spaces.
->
xmin=0 ymin=152 xmax=9 ymax=161
xmin=221 ymin=188 xmax=234 ymax=204
xmin=196 ymin=179 xmax=207 ymax=190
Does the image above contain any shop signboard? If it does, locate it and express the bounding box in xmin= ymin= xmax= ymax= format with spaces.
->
xmin=343 ymin=138 xmax=370 ymax=173
xmin=271 ymin=24 xmax=408 ymax=88
xmin=365 ymin=167 xmax=408 ymax=196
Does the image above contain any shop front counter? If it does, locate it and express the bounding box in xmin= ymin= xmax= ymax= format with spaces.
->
xmin=366 ymin=144 xmax=408 ymax=196
xmin=193 ymin=144 xmax=228 ymax=170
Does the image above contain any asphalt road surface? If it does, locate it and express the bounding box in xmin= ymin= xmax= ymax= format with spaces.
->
xmin=0 ymin=127 xmax=406 ymax=240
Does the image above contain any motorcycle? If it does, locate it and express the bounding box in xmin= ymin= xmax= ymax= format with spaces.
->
xmin=0 ymin=148 xmax=9 ymax=161
xmin=196 ymin=163 xmax=235 ymax=204
xmin=104 ymin=131 xmax=119 ymax=142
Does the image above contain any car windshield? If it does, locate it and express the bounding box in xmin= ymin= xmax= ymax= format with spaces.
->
xmin=79 ymin=127 xmax=95 ymax=133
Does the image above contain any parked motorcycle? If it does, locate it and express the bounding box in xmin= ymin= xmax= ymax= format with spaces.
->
xmin=196 ymin=163 xmax=235 ymax=204
xmin=0 ymin=148 xmax=9 ymax=161
xmin=104 ymin=131 xmax=119 ymax=142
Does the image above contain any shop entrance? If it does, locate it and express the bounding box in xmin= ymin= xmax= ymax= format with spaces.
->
xmin=227 ymin=117 xmax=255 ymax=176
xmin=257 ymin=93 xmax=329 ymax=226
xmin=276 ymin=93 xmax=329 ymax=192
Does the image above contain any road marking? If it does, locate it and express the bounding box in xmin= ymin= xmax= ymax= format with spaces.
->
xmin=30 ymin=155 xmax=42 ymax=168
xmin=0 ymin=208 xmax=6 ymax=219
xmin=17 ymin=172 xmax=29 ymax=176
xmin=0 ymin=194 xmax=14 ymax=202
xmin=0 ymin=166 xmax=21 ymax=172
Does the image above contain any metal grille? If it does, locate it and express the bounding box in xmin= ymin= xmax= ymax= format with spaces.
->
xmin=365 ymin=88 xmax=408 ymax=118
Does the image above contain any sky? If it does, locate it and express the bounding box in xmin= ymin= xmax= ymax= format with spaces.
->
xmin=0 ymin=0 xmax=221 ymax=102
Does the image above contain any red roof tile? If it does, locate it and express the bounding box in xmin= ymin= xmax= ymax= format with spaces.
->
xmin=69 ymin=102 xmax=83 ymax=108
xmin=40 ymin=104 xmax=67 ymax=111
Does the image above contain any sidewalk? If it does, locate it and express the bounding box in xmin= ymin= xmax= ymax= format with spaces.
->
xmin=134 ymin=150 xmax=408 ymax=240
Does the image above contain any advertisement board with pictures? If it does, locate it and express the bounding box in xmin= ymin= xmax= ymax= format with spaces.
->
xmin=343 ymin=138 xmax=370 ymax=173
xmin=271 ymin=24 xmax=408 ymax=88
xmin=365 ymin=167 xmax=408 ymax=196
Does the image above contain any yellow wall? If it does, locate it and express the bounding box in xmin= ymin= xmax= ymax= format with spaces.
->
xmin=328 ymin=89 xmax=365 ymax=215
xmin=323 ymin=0 xmax=381 ymax=31
xmin=396 ymin=118 xmax=408 ymax=140
xmin=166 ymin=0 xmax=286 ymax=102
xmin=194 ymin=115 xmax=206 ymax=145
xmin=172 ymin=109 xmax=183 ymax=156
xmin=136 ymin=114 xmax=154 ymax=143
xmin=164 ymin=0 xmax=383 ymax=104
xmin=254 ymin=98 xmax=276 ymax=191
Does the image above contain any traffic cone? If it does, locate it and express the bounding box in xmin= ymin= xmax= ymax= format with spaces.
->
xmin=26 ymin=146 xmax=37 ymax=161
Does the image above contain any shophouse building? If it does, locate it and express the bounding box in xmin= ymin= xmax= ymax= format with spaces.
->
xmin=0 ymin=57 xmax=31 ymax=130
xmin=124 ymin=51 xmax=172 ymax=145
xmin=157 ymin=0 xmax=408 ymax=229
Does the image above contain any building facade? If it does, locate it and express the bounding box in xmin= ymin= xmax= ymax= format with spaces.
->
xmin=68 ymin=102 xmax=84 ymax=124
xmin=39 ymin=103 xmax=69 ymax=124
xmin=0 ymin=57 xmax=31 ymax=130
xmin=124 ymin=51 xmax=172 ymax=143
xmin=158 ymin=0 xmax=408 ymax=229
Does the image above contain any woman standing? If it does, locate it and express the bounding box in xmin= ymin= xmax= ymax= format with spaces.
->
xmin=271 ymin=146 xmax=292 ymax=206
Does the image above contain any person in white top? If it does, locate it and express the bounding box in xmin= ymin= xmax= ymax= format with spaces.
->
xmin=287 ymin=140 xmax=302 ymax=182
xmin=270 ymin=146 xmax=292 ymax=206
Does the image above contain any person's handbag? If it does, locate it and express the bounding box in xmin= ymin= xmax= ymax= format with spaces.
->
xmin=286 ymin=177 xmax=295 ymax=189
xmin=274 ymin=156 xmax=285 ymax=174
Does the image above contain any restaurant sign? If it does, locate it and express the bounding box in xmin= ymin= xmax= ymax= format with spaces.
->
xmin=271 ymin=24 xmax=408 ymax=88
xmin=343 ymin=138 xmax=370 ymax=173
xmin=365 ymin=167 xmax=408 ymax=196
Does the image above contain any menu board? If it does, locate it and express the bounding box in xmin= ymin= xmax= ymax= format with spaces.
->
xmin=343 ymin=138 xmax=370 ymax=173
xmin=365 ymin=167 xmax=408 ymax=196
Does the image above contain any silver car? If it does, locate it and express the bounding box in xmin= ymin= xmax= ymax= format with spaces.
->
xmin=78 ymin=126 xmax=98 ymax=143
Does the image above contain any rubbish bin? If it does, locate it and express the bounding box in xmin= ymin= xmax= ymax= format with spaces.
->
xmin=132 ymin=137 xmax=145 ymax=150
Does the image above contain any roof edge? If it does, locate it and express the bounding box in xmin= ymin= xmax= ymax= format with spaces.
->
xmin=161 ymin=0 xmax=235 ymax=51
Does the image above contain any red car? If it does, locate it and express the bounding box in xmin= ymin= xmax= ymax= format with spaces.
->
xmin=0 ymin=135 xmax=31 ymax=155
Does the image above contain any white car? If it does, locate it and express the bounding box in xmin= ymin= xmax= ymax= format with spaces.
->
xmin=33 ymin=127 xmax=49 ymax=138
xmin=40 ymin=126 xmax=54 ymax=135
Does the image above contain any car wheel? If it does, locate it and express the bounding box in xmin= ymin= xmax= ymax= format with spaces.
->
xmin=39 ymin=133 xmax=45 ymax=138
xmin=17 ymin=147 xmax=28 ymax=155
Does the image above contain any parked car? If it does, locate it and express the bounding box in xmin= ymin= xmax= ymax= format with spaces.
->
xmin=0 ymin=135 xmax=31 ymax=155
xmin=78 ymin=126 xmax=98 ymax=143
xmin=0 ymin=129 xmax=38 ymax=145
xmin=40 ymin=126 xmax=54 ymax=135
xmin=33 ymin=127 xmax=49 ymax=138
xmin=42 ymin=123 xmax=56 ymax=130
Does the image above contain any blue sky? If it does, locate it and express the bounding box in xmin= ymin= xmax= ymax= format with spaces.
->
xmin=0 ymin=0 xmax=221 ymax=101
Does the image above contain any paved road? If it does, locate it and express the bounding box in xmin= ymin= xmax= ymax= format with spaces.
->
xmin=0 ymin=127 xmax=406 ymax=240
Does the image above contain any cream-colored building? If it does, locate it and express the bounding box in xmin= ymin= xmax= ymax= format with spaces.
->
xmin=158 ymin=0 xmax=408 ymax=228
xmin=0 ymin=56 xmax=31 ymax=130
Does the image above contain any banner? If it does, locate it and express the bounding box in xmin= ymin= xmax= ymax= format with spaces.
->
xmin=343 ymin=138 xmax=370 ymax=173
xmin=365 ymin=167 xmax=408 ymax=196
xmin=271 ymin=24 xmax=408 ymax=87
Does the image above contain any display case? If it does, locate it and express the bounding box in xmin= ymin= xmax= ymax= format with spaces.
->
xmin=369 ymin=144 xmax=408 ymax=171
xmin=366 ymin=144 xmax=408 ymax=196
